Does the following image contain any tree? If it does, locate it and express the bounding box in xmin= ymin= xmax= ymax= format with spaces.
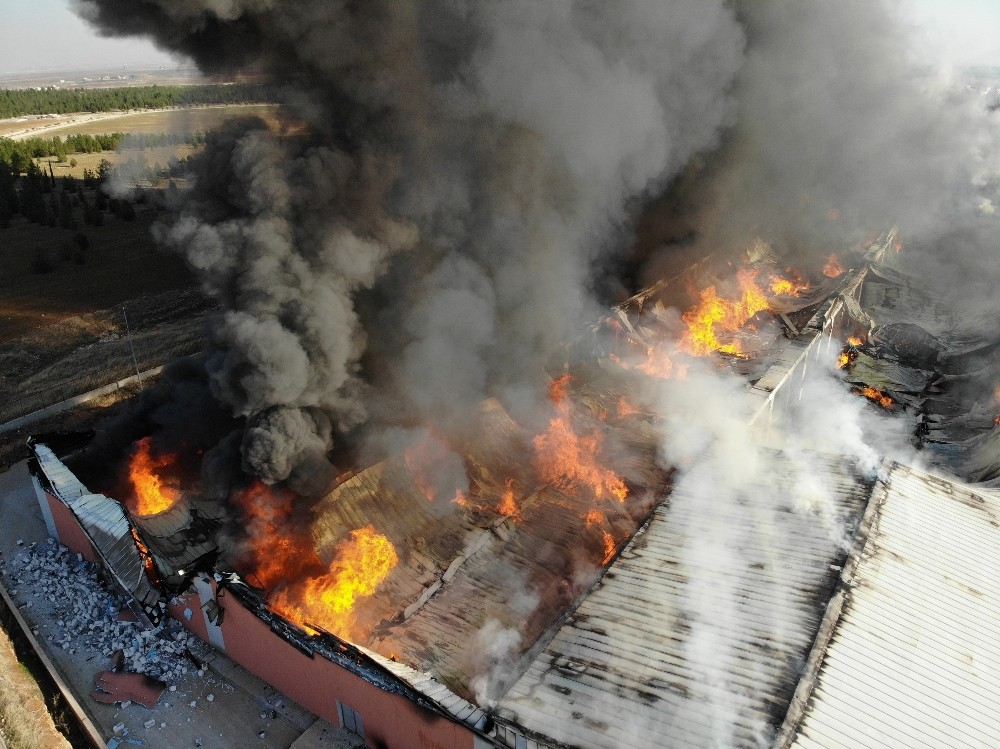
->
xmin=97 ymin=158 xmax=115 ymax=183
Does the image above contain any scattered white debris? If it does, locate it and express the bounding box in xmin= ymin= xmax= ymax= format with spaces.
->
xmin=5 ymin=539 xmax=211 ymax=683
xmin=144 ymin=718 xmax=156 ymax=730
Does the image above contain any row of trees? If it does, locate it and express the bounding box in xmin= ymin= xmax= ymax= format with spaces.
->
xmin=0 ymin=158 xmax=135 ymax=232
xmin=0 ymin=83 xmax=274 ymax=119
xmin=0 ymin=131 xmax=207 ymax=169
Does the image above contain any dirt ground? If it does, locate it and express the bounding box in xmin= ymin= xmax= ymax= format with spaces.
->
xmin=0 ymin=462 xmax=362 ymax=749
xmin=0 ymin=104 xmax=285 ymax=140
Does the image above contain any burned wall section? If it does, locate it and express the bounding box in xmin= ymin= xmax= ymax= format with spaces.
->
xmin=167 ymin=573 xmax=491 ymax=749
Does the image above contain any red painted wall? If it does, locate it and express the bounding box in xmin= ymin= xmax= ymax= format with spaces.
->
xmin=167 ymin=590 xmax=210 ymax=643
xmin=46 ymin=493 xmax=98 ymax=564
xmin=174 ymin=580 xmax=475 ymax=749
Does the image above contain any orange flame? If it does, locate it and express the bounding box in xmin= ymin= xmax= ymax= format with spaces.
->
xmin=823 ymin=254 xmax=845 ymax=278
xmin=585 ymin=510 xmax=617 ymax=564
xmin=403 ymin=430 xmax=467 ymax=504
xmin=769 ymin=273 xmax=810 ymax=296
xmin=854 ymin=386 xmax=894 ymax=409
xmin=533 ymin=376 xmax=628 ymax=502
xmin=837 ymin=352 xmax=851 ymax=369
xmin=127 ymin=437 xmax=180 ymax=516
xmin=637 ymin=346 xmax=676 ymax=379
xmin=616 ymin=396 xmax=640 ymax=418
xmin=601 ymin=530 xmax=616 ymax=565
xmin=847 ymin=335 xmax=864 ymax=347
xmin=680 ymin=268 xmax=770 ymax=356
xmin=497 ymin=478 xmax=520 ymax=520
xmin=271 ymin=526 xmax=398 ymax=638
xmin=232 ymin=481 xmax=397 ymax=640
xmin=130 ymin=527 xmax=160 ymax=584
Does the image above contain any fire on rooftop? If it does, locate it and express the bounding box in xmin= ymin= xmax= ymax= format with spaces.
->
xmin=25 ymin=227 xmax=1000 ymax=748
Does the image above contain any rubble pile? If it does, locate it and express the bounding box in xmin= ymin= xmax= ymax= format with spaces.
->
xmin=3 ymin=538 xmax=210 ymax=683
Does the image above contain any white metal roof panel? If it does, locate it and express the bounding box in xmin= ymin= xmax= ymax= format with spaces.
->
xmin=358 ymin=645 xmax=488 ymax=729
xmin=33 ymin=443 xmax=163 ymax=613
xmin=496 ymin=452 xmax=871 ymax=749
xmin=787 ymin=463 xmax=1000 ymax=749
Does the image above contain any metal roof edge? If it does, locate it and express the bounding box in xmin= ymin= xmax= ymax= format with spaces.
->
xmin=771 ymin=457 xmax=894 ymax=749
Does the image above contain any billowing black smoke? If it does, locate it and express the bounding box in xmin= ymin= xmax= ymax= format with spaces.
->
xmin=74 ymin=0 xmax=749 ymax=487
xmin=74 ymin=0 xmax=1000 ymax=491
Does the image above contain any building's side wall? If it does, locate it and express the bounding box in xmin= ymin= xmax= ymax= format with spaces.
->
xmin=168 ymin=588 xmax=211 ymax=643
xmin=44 ymin=492 xmax=98 ymax=564
xmin=174 ymin=580 xmax=475 ymax=749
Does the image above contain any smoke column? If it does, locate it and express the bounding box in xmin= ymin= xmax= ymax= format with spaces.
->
xmin=72 ymin=2 xmax=1000 ymax=743
xmin=73 ymin=0 xmax=747 ymax=485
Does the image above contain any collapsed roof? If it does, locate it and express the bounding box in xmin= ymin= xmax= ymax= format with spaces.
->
xmin=26 ymin=225 xmax=1000 ymax=748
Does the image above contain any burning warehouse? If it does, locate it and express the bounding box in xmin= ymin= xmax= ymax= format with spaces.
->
xmin=24 ymin=228 xmax=1000 ymax=747
xmin=16 ymin=0 xmax=1000 ymax=747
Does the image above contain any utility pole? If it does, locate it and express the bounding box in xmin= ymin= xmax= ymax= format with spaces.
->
xmin=122 ymin=305 xmax=142 ymax=389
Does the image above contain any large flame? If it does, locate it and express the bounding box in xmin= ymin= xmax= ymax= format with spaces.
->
xmin=271 ymin=526 xmax=398 ymax=637
xmin=680 ymin=268 xmax=770 ymax=356
xmin=233 ymin=481 xmax=397 ymax=640
xmin=127 ymin=437 xmax=180 ymax=516
xmin=637 ymin=346 xmax=678 ymax=379
xmin=533 ymin=375 xmax=628 ymax=502
xmin=585 ymin=509 xmax=617 ymax=564
xmin=498 ymin=477 xmax=520 ymax=520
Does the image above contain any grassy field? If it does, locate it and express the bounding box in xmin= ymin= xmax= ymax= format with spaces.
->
xmin=39 ymin=145 xmax=199 ymax=180
xmin=0 ymin=288 xmax=212 ymax=425
xmin=0 ymin=103 xmax=286 ymax=138
xmin=0 ymin=630 xmax=72 ymax=749
xmin=0 ymin=201 xmax=196 ymax=341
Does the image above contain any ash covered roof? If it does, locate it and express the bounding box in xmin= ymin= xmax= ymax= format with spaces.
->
xmin=307 ymin=398 xmax=669 ymax=700
xmin=782 ymin=463 xmax=1000 ymax=749
xmin=494 ymin=451 xmax=871 ymax=749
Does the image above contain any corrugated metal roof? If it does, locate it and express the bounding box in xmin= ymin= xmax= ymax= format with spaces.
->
xmin=34 ymin=444 xmax=163 ymax=615
xmin=786 ymin=463 xmax=1000 ymax=749
xmin=303 ymin=398 xmax=669 ymax=701
xmin=358 ymin=645 xmax=489 ymax=730
xmin=34 ymin=443 xmax=89 ymax=501
xmin=495 ymin=452 xmax=870 ymax=749
xmin=132 ymin=498 xmax=219 ymax=577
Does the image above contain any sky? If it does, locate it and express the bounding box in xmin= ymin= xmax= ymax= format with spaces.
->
xmin=0 ymin=0 xmax=181 ymax=75
xmin=904 ymin=0 xmax=1000 ymax=68
xmin=0 ymin=0 xmax=999 ymax=76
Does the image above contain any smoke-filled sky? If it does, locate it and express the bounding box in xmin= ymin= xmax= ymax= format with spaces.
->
xmin=45 ymin=0 xmax=999 ymax=497
xmin=2 ymin=0 xmax=1000 ymax=76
